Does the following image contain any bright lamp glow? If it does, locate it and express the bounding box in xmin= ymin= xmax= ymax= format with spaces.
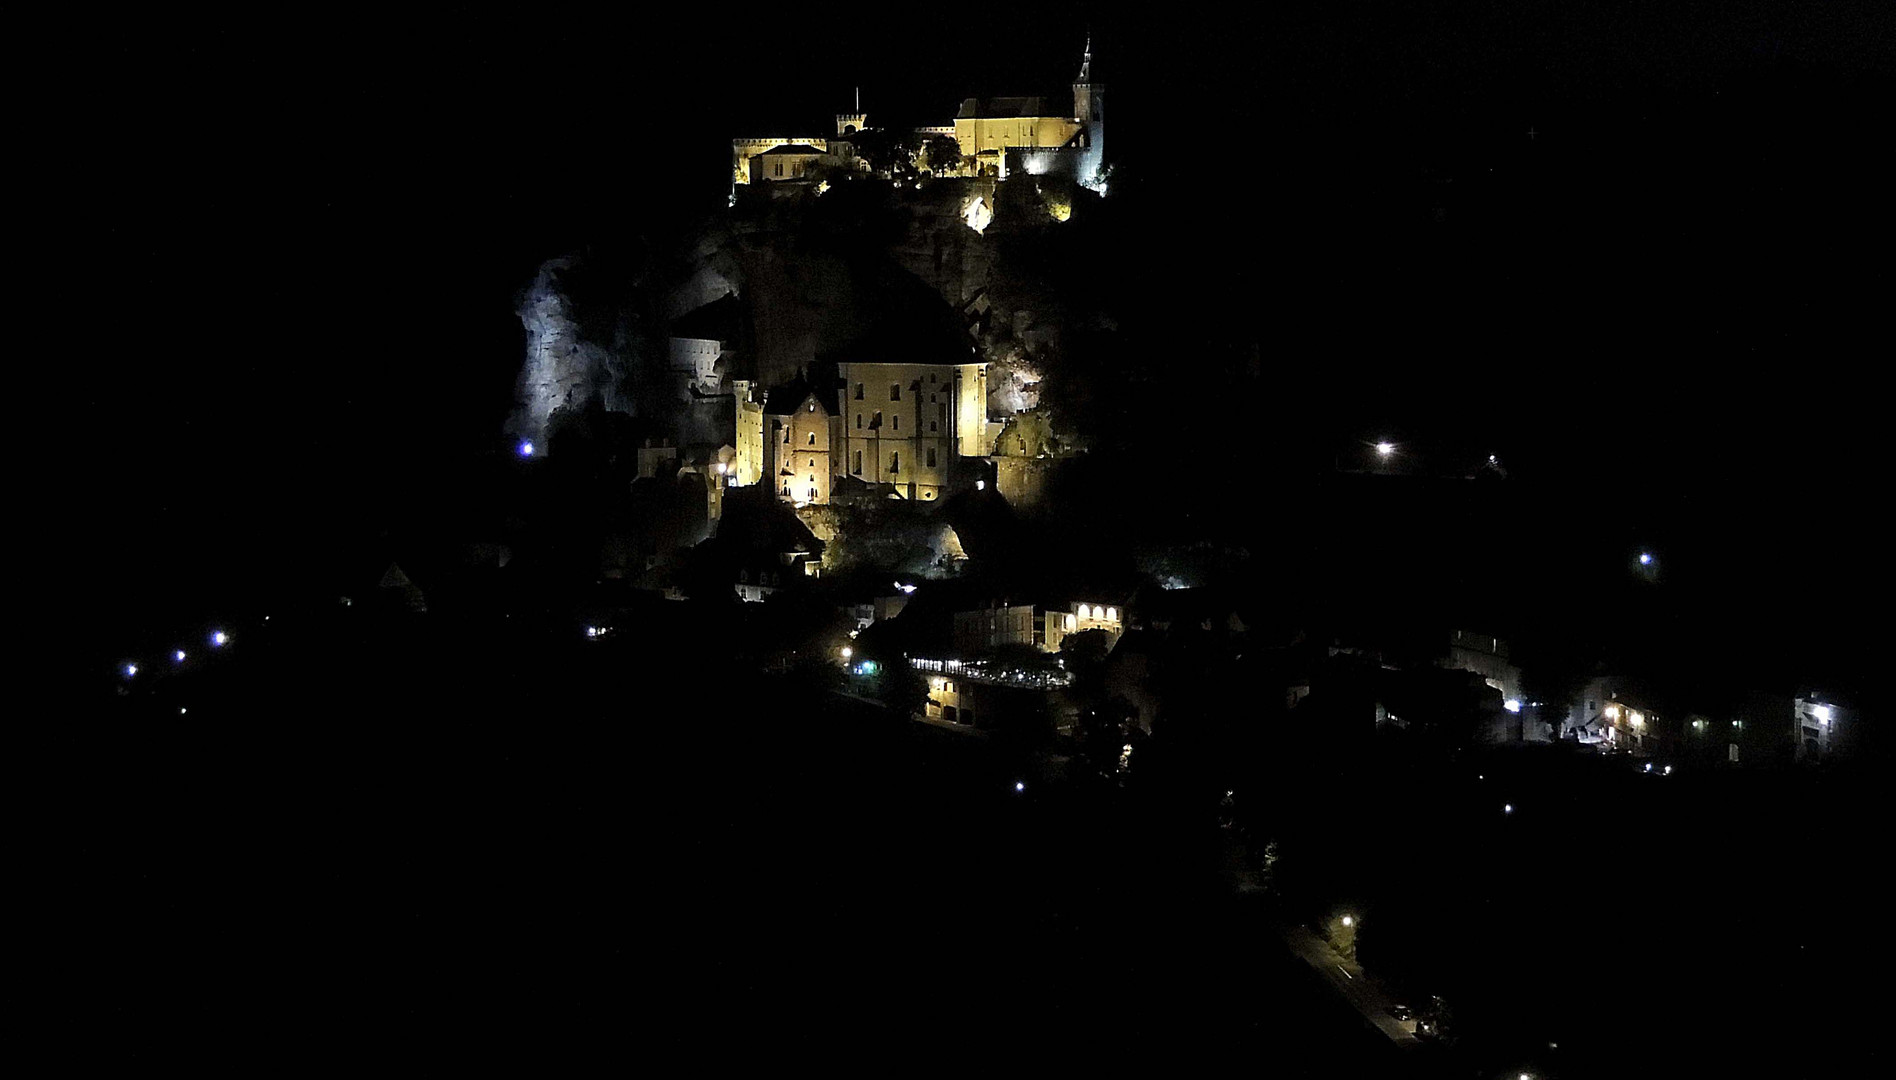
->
xmin=1015 ymin=781 xmax=1025 ymax=793
xmin=1375 ymin=442 xmax=1394 ymax=457
xmin=841 ymin=647 xmax=852 ymax=660
xmin=124 ymin=663 xmax=138 ymax=677
xmin=1639 ymin=552 xmax=1652 ymax=565
xmin=211 ymin=631 xmax=228 ymax=647
xmin=174 ymin=649 xmax=186 ymax=663
xmin=1504 ymin=699 xmax=1522 ymax=713
xmin=1340 ymin=915 xmax=1354 ymax=927
xmin=1503 ymin=804 xmax=1514 ymax=813
xmin=518 ymin=441 xmax=534 ymax=457
xmin=1813 ymin=705 xmax=1833 ymax=724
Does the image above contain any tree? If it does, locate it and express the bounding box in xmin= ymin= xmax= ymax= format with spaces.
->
xmin=1059 ymin=628 xmax=1115 ymax=687
xmin=921 ymin=135 xmax=965 ymax=177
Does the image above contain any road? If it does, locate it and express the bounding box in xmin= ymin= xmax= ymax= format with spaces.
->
xmin=1281 ymin=923 xmax=1424 ymax=1051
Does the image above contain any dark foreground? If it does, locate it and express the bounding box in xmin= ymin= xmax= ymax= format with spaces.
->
xmin=50 ymin=614 xmax=1401 ymax=1073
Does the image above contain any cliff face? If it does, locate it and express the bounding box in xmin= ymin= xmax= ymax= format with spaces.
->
xmin=509 ymin=259 xmax=639 ymax=449
xmin=507 ymin=176 xmax=1109 ymax=451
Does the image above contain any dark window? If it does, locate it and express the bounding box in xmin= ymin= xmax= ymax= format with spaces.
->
xmin=855 ymin=383 xmax=864 ymax=400
xmin=892 ymin=415 xmax=899 ymax=431
xmin=853 ymin=450 xmax=863 ymax=474
xmin=856 ymin=413 xmax=863 ymax=429
xmin=927 ymin=447 xmax=937 ymax=467
xmin=808 ymin=432 xmax=816 ymax=445
xmin=891 ymin=384 xmax=900 ymax=401
xmin=930 ymin=420 xmax=938 ymax=432
xmin=890 ymin=452 xmax=899 ymax=473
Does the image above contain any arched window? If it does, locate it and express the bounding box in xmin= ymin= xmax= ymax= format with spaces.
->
xmin=1106 ymin=607 xmax=1117 ymax=621
xmin=808 ymin=432 xmax=816 ymax=445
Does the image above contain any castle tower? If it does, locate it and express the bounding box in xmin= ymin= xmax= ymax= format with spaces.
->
xmin=1071 ymin=35 xmax=1105 ymax=189
xmin=836 ymin=86 xmax=868 ymax=137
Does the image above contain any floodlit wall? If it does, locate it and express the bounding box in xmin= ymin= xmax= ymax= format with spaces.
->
xmin=732 ymin=381 xmax=765 ymax=487
xmin=837 ymin=362 xmax=987 ymax=500
xmin=732 ymin=136 xmax=830 ymax=184
xmin=768 ymin=395 xmax=832 ymax=505
xmin=953 ymin=116 xmax=1083 ymax=166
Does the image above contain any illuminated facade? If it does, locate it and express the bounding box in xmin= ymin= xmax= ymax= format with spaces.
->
xmin=1793 ymin=696 xmax=1842 ymax=762
xmin=730 ymin=39 xmax=1104 ymax=189
xmin=731 ymin=379 xmax=765 ymax=487
xmin=953 ymin=600 xmax=1123 ymax=655
xmin=836 ymin=361 xmax=993 ymax=501
xmin=765 ymin=387 xmax=832 ymax=506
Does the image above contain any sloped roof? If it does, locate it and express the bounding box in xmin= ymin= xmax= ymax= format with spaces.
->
xmin=956 ymin=96 xmax=1051 ymax=119
xmin=760 ymin=143 xmax=827 ymax=156
xmin=762 ymin=374 xmax=825 ymax=416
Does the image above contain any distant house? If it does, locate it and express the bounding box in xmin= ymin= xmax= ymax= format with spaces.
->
xmin=668 ymin=293 xmax=742 ymax=399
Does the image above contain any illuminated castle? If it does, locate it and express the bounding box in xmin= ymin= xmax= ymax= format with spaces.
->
xmin=731 ymin=37 xmax=1105 ymax=190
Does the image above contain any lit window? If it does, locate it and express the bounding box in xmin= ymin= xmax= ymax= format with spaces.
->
xmin=1106 ymin=607 xmax=1116 ymax=620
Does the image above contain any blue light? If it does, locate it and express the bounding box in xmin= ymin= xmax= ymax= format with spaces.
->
xmin=174 ymin=649 xmax=187 ymax=663
xmin=1639 ymin=552 xmax=1652 ymax=566
xmin=1015 ymin=781 xmax=1026 ymax=793
xmin=211 ymin=631 xmax=228 ymax=647
xmin=124 ymin=663 xmax=138 ymax=678
xmin=518 ymin=441 xmax=535 ymax=457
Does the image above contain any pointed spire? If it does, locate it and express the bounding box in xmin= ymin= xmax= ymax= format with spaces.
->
xmin=1076 ymin=33 xmax=1092 ymax=83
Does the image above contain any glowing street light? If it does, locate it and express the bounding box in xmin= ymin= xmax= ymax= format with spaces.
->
xmin=174 ymin=649 xmax=187 ymax=663
xmin=1014 ymin=781 xmax=1026 ymax=793
xmin=124 ymin=663 xmax=138 ymax=678
xmin=1638 ymin=552 xmax=1653 ymax=566
xmin=1503 ymin=803 xmax=1514 ymax=814
xmin=1504 ymin=699 xmax=1522 ymax=713
xmin=211 ymin=630 xmax=228 ymax=647
xmin=518 ymin=441 xmax=535 ymax=457
xmin=1813 ymin=705 xmax=1833 ymax=725
xmin=1340 ymin=915 xmax=1354 ymax=928
xmin=840 ymin=646 xmax=853 ymax=660
xmin=1375 ymin=441 xmax=1395 ymax=457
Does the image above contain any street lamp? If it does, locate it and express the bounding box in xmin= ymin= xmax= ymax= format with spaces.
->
xmin=1375 ymin=441 xmax=1395 ymax=458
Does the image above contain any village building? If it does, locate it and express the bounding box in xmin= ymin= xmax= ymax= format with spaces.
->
xmin=834 ymin=360 xmax=994 ymax=501
xmin=763 ymin=376 xmax=832 ymax=506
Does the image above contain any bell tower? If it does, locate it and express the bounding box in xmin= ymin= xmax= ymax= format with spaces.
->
xmin=1071 ymin=35 xmax=1105 ymax=188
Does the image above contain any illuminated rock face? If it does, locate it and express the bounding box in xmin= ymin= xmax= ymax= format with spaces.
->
xmin=510 ymin=259 xmax=619 ymax=451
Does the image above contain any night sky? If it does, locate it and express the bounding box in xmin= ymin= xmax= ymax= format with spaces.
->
xmin=62 ymin=4 xmax=1889 ymax=695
